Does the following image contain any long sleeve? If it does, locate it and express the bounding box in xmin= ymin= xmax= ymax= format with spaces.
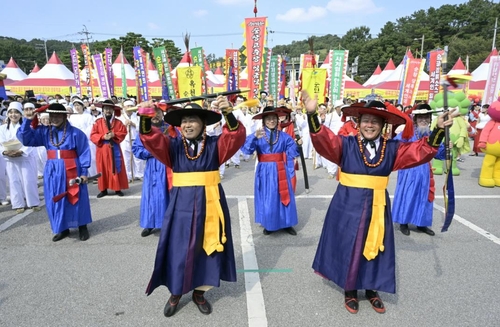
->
xmin=132 ymin=137 xmax=153 ymax=160
xmin=392 ymin=138 xmax=438 ymax=170
xmin=241 ymin=134 xmax=258 ymax=155
xmin=16 ymin=119 xmax=45 ymax=147
xmin=217 ymin=123 xmax=246 ymax=164
xmin=309 ymin=125 xmax=343 ymax=165
xmin=139 ymin=126 xmax=172 ymax=167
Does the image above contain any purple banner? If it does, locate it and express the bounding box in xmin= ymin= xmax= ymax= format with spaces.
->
xmin=70 ymin=49 xmax=82 ymax=97
xmin=133 ymin=46 xmax=149 ymax=101
xmin=105 ymin=48 xmax=114 ymax=96
xmin=92 ymin=53 xmax=110 ymax=99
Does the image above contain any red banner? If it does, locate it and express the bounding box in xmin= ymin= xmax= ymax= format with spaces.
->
xmin=400 ymin=58 xmax=425 ymax=107
xmin=427 ymin=50 xmax=444 ymax=102
xmin=244 ymin=17 xmax=267 ymax=99
xmin=225 ymin=49 xmax=240 ymax=90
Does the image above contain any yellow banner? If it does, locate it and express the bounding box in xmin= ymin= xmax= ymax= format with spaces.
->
xmin=301 ymin=68 xmax=327 ymax=103
xmin=177 ymin=66 xmax=203 ymax=99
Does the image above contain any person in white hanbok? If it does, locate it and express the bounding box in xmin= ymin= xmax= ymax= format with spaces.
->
xmin=69 ymin=99 xmax=96 ymax=176
xmin=0 ymin=102 xmax=40 ymax=213
xmin=119 ymin=101 xmax=145 ymax=181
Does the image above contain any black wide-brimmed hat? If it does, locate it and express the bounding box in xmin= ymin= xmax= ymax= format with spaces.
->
xmin=252 ymin=106 xmax=288 ymax=120
xmin=95 ymin=99 xmax=122 ymax=117
xmin=45 ymin=103 xmax=69 ymax=114
xmin=164 ymin=102 xmax=221 ymax=126
xmin=411 ymin=103 xmax=433 ymax=116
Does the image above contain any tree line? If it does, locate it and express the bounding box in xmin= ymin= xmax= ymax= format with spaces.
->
xmin=1 ymin=0 xmax=499 ymax=84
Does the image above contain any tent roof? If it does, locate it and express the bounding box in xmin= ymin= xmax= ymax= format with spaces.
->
xmin=9 ymin=52 xmax=74 ymax=87
xmin=112 ymin=51 xmax=136 ymax=80
xmin=362 ymin=65 xmax=382 ymax=87
xmin=1 ymin=57 xmax=28 ymax=85
xmin=365 ymin=59 xmax=396 ymax=87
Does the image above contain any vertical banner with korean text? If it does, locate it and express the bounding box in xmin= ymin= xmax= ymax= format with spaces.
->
xmin=427 ymin=50 xmax=444 ymax=102
xmin=80 ymin=44 xmax=93 ymax=98
xmin=399 ymin=58 xmax=426 ymax=107
xmin=301 ymin=68 xmax=327 ymax=103
xmin=261 ymin=47 xmax=271 ymax=92
xmin=191 ymin=47 xmax=207 ymax=94
xmin=329 ymin=50 xmax=349 ymax=103
xmin=177 ymin=66 xmax=202 ymax=98
xmin=119 ymin=48 xmax=127 ymax=98
xmin=279 ymin=56 xmax=286 ymax=99
xmin=105 ymin=48 xmax=114 ymax=96
xmin=225 ymin=49 xmax=240 ymax=91
xmin=243 ymin=17 xmax=267 ymax=99
xmin=153 ymin=46 xmax=176 ymax=99
xmin=70 ymin=48 xmax=82 ymax=97
xmin=269 ymin=55 xmax=279 ymax=101
xmin=92 ymin=53 xmax=110 ymax=99
xmin=133 ymin=46 xmax=149 ymax=102
xmin=482 ymin=55 xmax=500 ymax=105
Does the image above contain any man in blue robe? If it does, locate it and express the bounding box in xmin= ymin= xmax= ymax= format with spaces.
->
xmin=392 ymin=104 xmax=446 ymax=236
xmin=301 ymin=90 xmax=454 ymax=314
xmin=132 ymin=106 xmax=171 ymax=237
xmin=242 ymin=106 xmax=299 ymax=235
xmin=138 ymin=97 xmax=246 ymax=317
xmin=17 ymin=103 xmax=92 ymax=242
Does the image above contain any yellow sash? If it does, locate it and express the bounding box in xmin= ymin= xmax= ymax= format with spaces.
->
xmin=339 ymin=172 xmax=389 ymax=261
xmin=172 ymin=171 xmax=226 ymax=256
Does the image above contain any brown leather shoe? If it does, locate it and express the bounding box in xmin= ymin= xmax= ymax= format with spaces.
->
xmin=192 ymin=290 xmax=212 ymax=315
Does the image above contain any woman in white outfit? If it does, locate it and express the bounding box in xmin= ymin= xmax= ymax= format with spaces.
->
xmin=0 ymin=102 xmax=41 ymax=213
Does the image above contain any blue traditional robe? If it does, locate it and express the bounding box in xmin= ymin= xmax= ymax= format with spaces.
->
xmin=17 ymin=120 xmax=92 ymax=233
xmin=242 ymin=128 xmax=299 ymax=231
xmin=141 ymin=123 xmax=246 ymax=296
xmin=132 ymin=136 xmax=169 ymax=229
xmin=392 ymin=131 xmax=445 ymax=227
xmin=310 ymin=126 xmax=438 ymax=293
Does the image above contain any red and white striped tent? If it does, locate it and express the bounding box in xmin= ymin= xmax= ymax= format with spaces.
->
xmin=447 ymin=57 xmax=468 ymax=76
xmin=0 ymin=57 xmax=28 ymax=85
xmin=364 ymin=59 xmax=396 ymax=88
xmin=469 ymin=48 xmax=499 ymax=92
xmin=9 ymin=52 xmax=75 ymax=95
xmin=363 ymin=65 xmax=382 ymax=87
xmin=28 ymin=63 xmax=41 ymax=78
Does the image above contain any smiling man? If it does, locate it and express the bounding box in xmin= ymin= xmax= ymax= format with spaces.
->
xmin=138 ymin=97 xmax=246 ymax=318
xmin=301 ymin=90 xmax=454 ymax=315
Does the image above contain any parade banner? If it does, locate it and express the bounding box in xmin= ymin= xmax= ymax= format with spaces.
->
xmin=177 ymin=66 xmax=202 ymax=99
xmin=191 ymin=47 xmax=207 ymax=93
xmin=119 ymin=48 xmax=127 ymax=98
xmin=261 ymin=47 xmax=271 ymax=93
xmin=243 ymin=16 xmax=267 ymax=99
xmin=104 ymin=48 xmax=114 ymax=97
xmin=80 ymin=44 xmax=93 ymax=97
xmin=153 ymin=46 xmax=176 ymax=99
xmin=299 ymin=54 xmax=319 ymax=75
xmin=329 ymin=50 xmax=349 ymax=103
xmin=399 ymin=58 xmax=426 ymax=107
xmin=225 ymin=49 xmax=240 ymax=91
xmin=133 ymin=46 xmax=149 ymax=102
xmin=301 ymin=68 xmax=327 ymax=103
xmin=269 ymin=55 xmax=279 ymax=101
xmin=427 ymin=50 xmax=444 ymax=102
xmin=70 ymin=48 xmax=82 ymax=97
xmin=279 ymin=56 xmax=286 ymax=99
xmin=92 ymin=53 xmax=110 ymax=99
xmin=482 ymin=55 xmax=500 ymax=105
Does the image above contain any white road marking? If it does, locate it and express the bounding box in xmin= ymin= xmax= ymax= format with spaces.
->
xmin=237 ymin=196 xmax=268 ymax=327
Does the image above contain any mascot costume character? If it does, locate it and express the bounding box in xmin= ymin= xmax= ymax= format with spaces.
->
xmin=478 ymin=99 xmax=500 ymax=187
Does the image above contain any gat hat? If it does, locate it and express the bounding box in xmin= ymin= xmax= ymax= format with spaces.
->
xmin=411 ymin=103 xmax=433 ymax=116
xmin=95 ymin=99 xmax=122 ymax=117
xmin=342 ymin=100 xmax=414 ymax=138
xmin=260 ymin=90 xmax=268 ymax=96
xmin=164 ymin=102 xmax=221 ymax=126
xmin=8 ymin=102 xmax=23 ymax=113
xmin=252 ymin=106 xmax=288 ymax=120
xmin=45 ymin=103 xmax=69 ymax=114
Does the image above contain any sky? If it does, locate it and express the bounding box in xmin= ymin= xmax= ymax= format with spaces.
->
xmin=2 ymin=0 xmax=471 ymax=58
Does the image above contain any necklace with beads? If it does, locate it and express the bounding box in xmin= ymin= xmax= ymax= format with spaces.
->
xmin=49 ymin=122 xmax=68 ymax=148
xmin=263 ymin=128 xmax=279 ymax=145
xmin=182 ymin=129 xmax=206 ymax=160
xmin=357 ymin=132 xmax=387 ymax=168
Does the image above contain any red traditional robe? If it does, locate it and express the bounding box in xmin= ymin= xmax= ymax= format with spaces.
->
xmin=90 ymin=117 xmax=129 ymax=191
xmin=338 ymin=120 xmax=358 ymax=137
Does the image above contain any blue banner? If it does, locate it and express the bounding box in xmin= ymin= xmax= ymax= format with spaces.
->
xmin=133 ymin=46 xmax=149 ymax=102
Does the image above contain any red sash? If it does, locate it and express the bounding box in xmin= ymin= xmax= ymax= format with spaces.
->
xmin=47 ymin=150 xmax=79 ymax=204
xmin=258 ymin=153 xmax=291 ymax=206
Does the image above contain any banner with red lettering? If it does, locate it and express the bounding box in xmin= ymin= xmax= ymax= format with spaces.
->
xmin=225 ymin=49 xmax=240 ymax=91
xmin=482 ymin=55 xmax=500 ymax=105
xmin=399 ymin=58 xmax=426 ymax=107
xmin=242 ymin=17 xmax=267 ymax=99
xmin=427 ymin=50 xmax=444 ymax=102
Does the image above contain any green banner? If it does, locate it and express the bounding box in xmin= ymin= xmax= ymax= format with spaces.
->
xmin=191 ymin=47 xmax=207 ymax=93
xmin=260 ymin=47 xmax=269 ymax=92
xmin=330 ymin=50 xmax=349 ymax=102
xmin=120 ymin=49 xmax=127 ymax=98
xmin=269 ymin=55 xmax=279 ymax=101
xmin=153 ymin=46 xmax=176 ymax=99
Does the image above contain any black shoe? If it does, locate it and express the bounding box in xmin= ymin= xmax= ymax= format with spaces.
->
xmin=115 ymin=190 xmax=124 ymax=197
xmin=192 ymin=290 xmax=212 ymax=315
xmin=284 ymin=227 xmax=297 ymax=235
xmin=263 ymin=229 xmax=274 ymax=235
xmin=96 ymin=190 xmax=108 ymax=198
xmin=164 ymin=295 xmax=182 ymax=317
xmin=52 ymin=229 xmax=70 ymax=242
xmin=344 ymin=290 xmax=358 ymax=314
xmin=400 ymin=223 xmax=410 ymax=236
xmin=417 ymin=226 xmax=435 ymax=236
xmin=235 ymin=164 xmax=240 ymax=169
xmin=366 ymin=290 xmax=386 ymax=314
xmin=141 ymin=228 xmax=154 ymax=237
xmin=79 ymin=225 xmax=89 ymax=241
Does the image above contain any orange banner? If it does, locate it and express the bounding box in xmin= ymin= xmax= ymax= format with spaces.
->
xmin=400 ymin=58 xmax=425 ymax=107
xmin=243 ymin=17 xmax=267 ymax=99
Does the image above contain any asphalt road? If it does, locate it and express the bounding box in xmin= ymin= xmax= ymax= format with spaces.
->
xmin=1 ymin=152 xmax=499 ymax=327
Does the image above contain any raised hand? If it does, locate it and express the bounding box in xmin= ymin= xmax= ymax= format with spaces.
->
xmin=301 ymin=90 xmax=318 ymax=114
